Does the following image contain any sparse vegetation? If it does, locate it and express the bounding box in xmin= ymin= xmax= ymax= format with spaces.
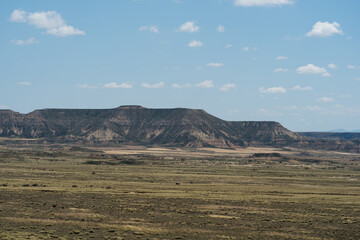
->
xmin=0 ymin=145 xmax=360 ymax=239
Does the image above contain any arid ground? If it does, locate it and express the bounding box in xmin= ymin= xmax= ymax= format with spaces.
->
xmin=0 ymin=144 xmax=360 ymax=239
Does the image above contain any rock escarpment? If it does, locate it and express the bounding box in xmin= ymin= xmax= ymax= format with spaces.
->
xmin=0 ymin=106 xmax=303 ymax=148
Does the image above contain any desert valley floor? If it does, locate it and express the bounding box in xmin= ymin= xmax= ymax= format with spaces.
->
xmin=0 ymin=142 xmax=360 ymax=239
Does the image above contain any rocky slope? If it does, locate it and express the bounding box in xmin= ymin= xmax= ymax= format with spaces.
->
xmin=0 ymin=106 xmax=303 ymax=148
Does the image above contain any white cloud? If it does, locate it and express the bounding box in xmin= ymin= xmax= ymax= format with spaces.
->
xmin=257 ymin=108 xmax=283 ymax=116
xmin=225 ymin=44 xmax=232 ymax=48
xmin=242 ymin=46 xmax=249 ymax=52
xmin=177 ymin=21 xmax=199 ymax=33
xmin=296 ymin=64 xmax=328 ymax=76
xmin=27 ymin=12 xmax=64 ymax=29
xmin=196 ymin=80 xmax=214 ymax=88
xmin=306 ymin=21 xmax=343 ymax=38
xmin=228 ymin=109 xmax=239 ymax=114
xmin=347 ymin=65 xmax=356 ymax=69
xmin=141 ymin=82 xmax=164 ymax=88
xmin=0 ymin=105 xmax=9 ymax=109
xmin=219 ymin=83 xmax=236 ymax=91
xmin=322 ymin=72 xmax=331 ymax=77
xmin=273 ymin=68 xmax=289 ymax=72
xmin=340 ymin=94 xmax=352 ymax=98
xmin=284 ymin=106 xmax=298 ymax=110
xmin=10 ymin=9 xmax=85 ymax=37
xmin=17 ymin=81 xmax=31 ymax=86
xmin=188 ymin=40 xmax=203 ymax=47
xmin=47 ymin=25 xmax=85 ymax=37
xmin=317 ymin=97 xmax=335 ymax=103
xmin=11 ymin=37 xmax=38 ymax=46
xmin=217 ymin=25 xmax=225 ymax=32
xmin=207 ymin=63 xmax=223 ymax=67
xmin=303 ymin=105 xmax=360 ymax=116
xmin=104 ymin=82 xmax=133 ymax=89
xmin=332 ymin=105 xmax=360 ymax=116
xmin=172 ymin=83 xmax=192 ymax=89
xmin=258 ymin=108 xmax=269 ymax=114
xmin=139 ymin=25 xmax=159 ymax=33
xmin=170 ymin=67 xmax=181 ymax=71
xmin=303 ymin=105 xmax=324 ymax=112
xmin=328 ymin=63 xmax=337 ymax=69
xmin=10 ymin=9 xmax=27 ymax=22
xmin=275 ymin=56 xmax=288 ymax=60
xmin=78 ymin=84 xmax=97 ymax=89
xmin=234 ymin=0 xmax=294 ymax=7
xmin=291 ymin=85 xmax=313 ymax=91
xmin=259 ymin=87 xmax=286 ymax=94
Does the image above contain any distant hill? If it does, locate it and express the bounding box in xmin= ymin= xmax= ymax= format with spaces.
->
xmin=299 ymin=132 xmax=360 ymax=141
xmin=1 ymin=106 xmax=359 ymax=152
xmin=327 ymin=129 xmax=348 ymax=133
xmin=0 ymin=105 xmax=301 ymax=148
xmin=325 ymin=129 xmax=360 ymax=133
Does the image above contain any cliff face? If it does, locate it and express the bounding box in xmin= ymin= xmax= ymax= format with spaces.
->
xmin=0 ymin=106 xmax=302 ymax=148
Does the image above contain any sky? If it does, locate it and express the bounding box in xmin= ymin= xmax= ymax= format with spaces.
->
xmin=1 ymin=0 xmax=360 ymax=132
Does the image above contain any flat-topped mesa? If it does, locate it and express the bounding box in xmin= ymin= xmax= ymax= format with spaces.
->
xmin=0 ymin=109 xmax=22 ymax=116
xmin=117 ymin=105 xmax=146 ymax=110
xmin=0 ymin=106 xmax=303 ymax=148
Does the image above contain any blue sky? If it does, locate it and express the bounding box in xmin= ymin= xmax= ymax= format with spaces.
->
xmin=1 ymin=0 xmax=360 ymax=131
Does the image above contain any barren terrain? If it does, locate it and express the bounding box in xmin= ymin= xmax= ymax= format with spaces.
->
xmin=0 ymin=145 xmax=360 ymax=239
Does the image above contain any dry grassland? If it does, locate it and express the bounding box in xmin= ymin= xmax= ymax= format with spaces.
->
xmin=0 ymin=145 xmax=359 ymax=239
